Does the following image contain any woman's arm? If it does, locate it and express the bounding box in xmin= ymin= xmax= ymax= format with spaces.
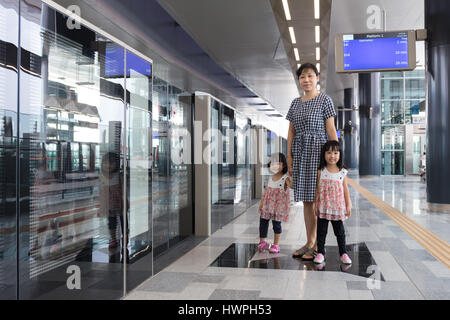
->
xmin=325 ymin=117 xmax=338 ymax=141
xmin=287 ymin=122 xmax=295 ymax=176
xmin=343 ymin=176 xmax=351 ymax=217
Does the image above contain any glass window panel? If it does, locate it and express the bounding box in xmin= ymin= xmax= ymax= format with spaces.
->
xmin=0 ymin=0 xmax=19 ymax=300
xmin=405 ymin=69 xmax=426 ymax=78
xmin=381 ymin=151 xmax=404 ymax=175
xmin=19 ymin=2 xmax=127 ymax=299
xmin=405 ymin=78 xmax=426 ymax=100
xmin=381 ymin=79 xmax=403 ymax=100
xmin=405 ymin=100 xmax=425 ymax=124
xmin=380 ymin=71 xmax=403 ymax=78
xmin=381 ymin=126 xmax=405 ymax=150
xmin=381 ymin=101 xmax=404 ymax=124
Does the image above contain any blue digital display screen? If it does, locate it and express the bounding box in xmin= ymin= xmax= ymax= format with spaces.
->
xmin=343 ymin=32 xmax=409 ymax=71
xmin=104 ymin=44 xmax=152 ymax=77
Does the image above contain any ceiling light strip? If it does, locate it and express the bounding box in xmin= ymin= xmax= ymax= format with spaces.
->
xmin=314 ymin=0 xmax=320 ymax=19
xmin=282 ymin=0 xmax=291 ymax=21
xmin=315 ymin=26 xmax=320 ymax=43
xmin=289 ymin=27 xmax=296 ymax=44
xmin=316 ymin=47 xmax=320 ymax=61
xmin=294 ymin=48 xmax=300 ymax=61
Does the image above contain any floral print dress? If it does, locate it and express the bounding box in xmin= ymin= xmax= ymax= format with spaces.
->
xmin=258 ymin=174 xmax=291 ymax=222
xmin=316 ymin=168 xmax=348 ymax=221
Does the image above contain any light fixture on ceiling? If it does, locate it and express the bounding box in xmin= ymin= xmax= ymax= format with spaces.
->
xmin=316 ymin=63 xmax=320 ymax=73
xmin=316 ymin=47 xmax=320 ymax=61
xmin=294 ymin=48 xmax=300 ymax=61
xmin=289 ymin=27 xmax=296 ymax=44
xmin=282 ymin=0 xmax=291 ymax=21
xmin=317 ymin=84 xmax=321 ymax=91
xmin=297 ymin=63 xmax=301 ymax=69
xmin=315 ymin=26 xmax=320 ymax=43
xmin=314 ymin=0 xmax=320 ymax=19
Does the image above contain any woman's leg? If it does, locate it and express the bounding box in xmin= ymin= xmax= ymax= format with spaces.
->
xmin=300 ymin=202 xmax=317 ymax=259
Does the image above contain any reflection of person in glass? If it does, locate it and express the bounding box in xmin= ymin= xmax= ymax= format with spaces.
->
xmin=98 ymin=152 xmax=127 ymax=249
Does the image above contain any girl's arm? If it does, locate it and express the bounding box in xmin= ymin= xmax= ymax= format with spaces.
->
xmin=285 ymin=176 xmax=293 ymax=189
xmin=313 ymin=170 xmax=321 ymax=214
xmin=343 ymin=176 xmax=351 ymax=217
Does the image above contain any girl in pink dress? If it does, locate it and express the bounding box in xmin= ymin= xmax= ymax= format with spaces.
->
xmin=258 ymin=153 xmax=293 ymax=254
xmin=313 ymin=141 xmax=352 ymax=265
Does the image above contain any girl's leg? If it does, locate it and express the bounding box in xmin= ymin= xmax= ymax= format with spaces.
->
xmin=272 ymin=220 xmax=282 ymax=245
xmin=316 ymin=218 xmax=329 ymax=255
xmin=331 ymin=220 xmax=347 ymax=256
xmin=259 ymin=218 xmax=269 ymax=243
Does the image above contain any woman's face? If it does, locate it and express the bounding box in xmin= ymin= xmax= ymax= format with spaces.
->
xmin=270 ymin=161 xmax=283 ymax=174
xmin=325 ymin=148 xmax=340 ymax=166
xmin=299 ymin=68 xmax=319 ymax=92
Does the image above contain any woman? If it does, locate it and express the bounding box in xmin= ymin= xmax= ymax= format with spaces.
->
xmin=286 ymin=63 xmax=338 ymax=260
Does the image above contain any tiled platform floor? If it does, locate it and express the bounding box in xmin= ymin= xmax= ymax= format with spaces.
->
xmin=125 ymin=175 xmax=450 ymax=300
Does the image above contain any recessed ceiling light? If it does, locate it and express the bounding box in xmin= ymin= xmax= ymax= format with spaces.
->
xmin=316 ymin=63 xmax=320 ymax=72
xmin=297 ymin=63 xmax=301 ymax=69
xmin=314 ymin=0 xmax=320 ymax=19
xmin=316 ymin=47 xmax=320 ymax=61
xmin=315 ymin=26 xmax=320 ymax=43
xmin=282 ymin=0 xmax=291 ymax=21
xmin=289 ymin=27 xmax=296 ymax=44
xmin=294 ymin=48 xmax=300 ymax=61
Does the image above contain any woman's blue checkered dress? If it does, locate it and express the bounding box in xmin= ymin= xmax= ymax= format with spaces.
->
xmin=286 ymin=93 xmax=336 ymax=202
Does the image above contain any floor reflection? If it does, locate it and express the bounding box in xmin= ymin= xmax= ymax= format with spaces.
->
xmin=210 ymin=242 xmax=385 ymax=280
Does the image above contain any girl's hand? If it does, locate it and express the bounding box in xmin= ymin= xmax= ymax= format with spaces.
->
xmin=346 ymin=207 xmax=351 ymax=217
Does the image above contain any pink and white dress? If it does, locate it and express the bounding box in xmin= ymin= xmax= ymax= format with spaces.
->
xmin=316 ymin=168 xmax=348 ymax=221
xmin=258 ymin=174 xmax=290 ymax=222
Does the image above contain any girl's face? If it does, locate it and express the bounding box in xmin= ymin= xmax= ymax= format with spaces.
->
xmin=102 ymin=160 xmax=115 ymax=173
xmin=270 ymin=161 xmax=283 ymax=174
xmin=325 ymin=148 xmax=340 ymax=166
xmin=299 ymin=69 xmax=319 ymax=92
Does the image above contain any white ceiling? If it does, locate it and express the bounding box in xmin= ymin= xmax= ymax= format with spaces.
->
xmin=156 ymin=0 xmax=299 ymax=121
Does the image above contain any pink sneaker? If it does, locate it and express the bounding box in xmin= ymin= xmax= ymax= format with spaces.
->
xmin=258 ymin=241 xmax=269 ymax=252
xmin=313 ymin=253 xmax=325 ymax=264
xmin=340 ymin=253 xmax=352 ymax=265
xmin=269 ymin=244 xmax=280 ymax=253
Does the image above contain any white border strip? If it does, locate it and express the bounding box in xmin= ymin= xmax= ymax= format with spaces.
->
xmin=42 ymin=0 xmax=153 ymax=64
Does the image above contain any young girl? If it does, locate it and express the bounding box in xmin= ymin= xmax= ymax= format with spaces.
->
xmin=313 ymin=141 xmax=352 ymax=265
xmin=258 ymin=153 xmax=293 ymax=254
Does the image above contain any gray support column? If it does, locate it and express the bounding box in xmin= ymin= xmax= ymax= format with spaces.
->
xmin=358 ymin=73 xmax=381 ymax=176
xmin=425 ymin=0 xmax=450 ymax=203
xmin=194 ymin=94 xmax=211 ymax=236
xmin=343 ymin=88 xmax=359 ymax=169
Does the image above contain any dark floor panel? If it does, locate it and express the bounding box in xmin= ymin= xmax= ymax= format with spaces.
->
xmin=210 ymin=242 xmax=385 ymax=281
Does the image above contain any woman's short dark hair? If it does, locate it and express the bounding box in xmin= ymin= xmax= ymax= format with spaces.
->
xmin=267 ymin=152 xmax=288 ymax=174
xmin=318 ymin=140 xmax=345 ymax=170
xmin=296 ymin=62 xmax=319 ymax=79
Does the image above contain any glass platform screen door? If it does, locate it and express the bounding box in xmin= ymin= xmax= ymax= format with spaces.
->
xmin=126 ymin=51 xmax=153 ymax=291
